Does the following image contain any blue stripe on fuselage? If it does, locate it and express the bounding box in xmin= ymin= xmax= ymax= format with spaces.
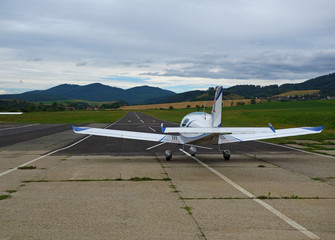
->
xmin=186 ymin=120 xmax=195 ymax=127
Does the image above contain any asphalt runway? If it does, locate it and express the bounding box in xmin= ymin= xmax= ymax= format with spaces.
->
xmin=0 ymin=112 xmax=334 ymax=239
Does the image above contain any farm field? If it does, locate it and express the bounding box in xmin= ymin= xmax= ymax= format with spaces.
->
xmin=120 ymin=99 xmax=259 ymax=110
xmin=0 ymin=110 xmax=127 ymax=124
xmin=275 ymin=89 xmax=320 ymax=97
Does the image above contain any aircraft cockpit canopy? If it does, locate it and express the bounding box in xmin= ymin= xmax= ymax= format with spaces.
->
xmin=181 ymin=118 xmax=190 ymax=127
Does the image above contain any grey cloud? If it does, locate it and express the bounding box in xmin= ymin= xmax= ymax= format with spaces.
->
xmin=0 ymin=0 xmax=334 ymax=91
xmin=143 ymin=50 xmax=335 ymax=80
xmin=76 ymin=61 xmax=87 ymax=67
xmin=27 ymin=58 xmax=43 ymax=62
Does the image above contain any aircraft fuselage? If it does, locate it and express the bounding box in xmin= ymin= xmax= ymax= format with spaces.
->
xmin=180 ymin=112 xmax=214 ymax=140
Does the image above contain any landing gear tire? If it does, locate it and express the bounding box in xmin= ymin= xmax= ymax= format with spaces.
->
xmin=165 ymin=150 xmax=172 ymax=161
xmin=223 ymin=149 xmax=231 ymax=161
xmin=189 ymin=146 xmax=197 ymax=157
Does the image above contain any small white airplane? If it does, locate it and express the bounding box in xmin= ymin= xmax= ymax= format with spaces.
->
xmin=0 ymin=112 xmax=23 ymax=114
xmin=73 ymin=86 xmax=323 ymax=160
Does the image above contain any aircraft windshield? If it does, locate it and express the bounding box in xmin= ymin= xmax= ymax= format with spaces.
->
xmin=182 ymin=118 xmax=190 ymax=127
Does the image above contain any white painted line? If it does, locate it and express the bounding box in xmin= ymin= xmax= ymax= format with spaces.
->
xmin=258 ymin=140 xmax=335 ymax=159
xmin=0 ymin=115 xmax=126 ymax=178
xmin=179 ymin=149 xmax=320 ymax=240
xmin=148 ymin=126 xmax=156 ymax=132
xmin=0 ymin=124 xmax=40 ymax=131
xmin=0 ymin=135 xmax=91 ymax=177
xmin=184 ymin=143 xmax=213 ymax=150
xmin=146 ymin=142 xmax=165 ymax=150
xmin=140 ymin=119 xmax=144 ymax=123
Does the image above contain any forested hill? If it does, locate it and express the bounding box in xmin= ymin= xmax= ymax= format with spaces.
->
xmin=0 ymin=73 xmax=334 ymax=104
xmin=0 ymin=83 xmax=175 ymax=105
xmin=228 ymin=73 xmax=335 ymax=98
xmin=160 ymin=73 xmax=335 ymax=103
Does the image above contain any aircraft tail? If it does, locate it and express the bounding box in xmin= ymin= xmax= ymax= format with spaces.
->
xmin=211 ymin=86 xmax=222 ymax=127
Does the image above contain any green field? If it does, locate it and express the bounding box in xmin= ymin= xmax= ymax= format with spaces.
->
xmin=33 ymin=99 xmax=116 ymax=106
xmin=1 ymin=100 xmax=334 ymax=142
xmin=0 ymin=110 xmax=127 ymax=124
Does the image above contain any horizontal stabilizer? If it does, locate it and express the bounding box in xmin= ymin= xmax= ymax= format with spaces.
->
xmin=163 ymin=127 xmax=272 ymax=134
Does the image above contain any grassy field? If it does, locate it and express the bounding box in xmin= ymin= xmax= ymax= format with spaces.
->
xmin=33 ymin=99 xmax=116 ymax=106
xmin=1 ymin=100 xmax=334 ymax=142
xmin=0 ymin=110 xmax=127 ymax=124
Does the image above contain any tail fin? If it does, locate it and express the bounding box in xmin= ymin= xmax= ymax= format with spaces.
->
xmin=211 ymin=86 xmax=222 ymax=127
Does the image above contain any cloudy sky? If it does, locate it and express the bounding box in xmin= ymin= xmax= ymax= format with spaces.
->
xmin=0 ymin=0 xmax=334 ymax=94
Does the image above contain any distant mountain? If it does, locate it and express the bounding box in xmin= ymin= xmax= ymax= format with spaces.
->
xmin=0 ymin=83 xmax=176 ymax=104
xmin=1 ymin=73 xmax=334 ymax=104
xmin=228 ymin=73 xmax=335 ymax=98
xmin=160 ymin=89 xmax=242 ymax=103
xmin=160 ymin=90 xmax=206 ymax=103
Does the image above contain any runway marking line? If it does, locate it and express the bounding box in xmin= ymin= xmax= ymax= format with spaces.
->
xmin=0 ymin=123 xmax=40 ymax=131
xmin=148 ymin=126 xmax=156 ymax=132
xmin=0 ymin=135 xmax=91 ymax=177
xmin=146 ymin=142 xmax=165 ymax=150
xmin=179 ymin=148 xmax=320 ymax=240
xmin=258 ymin=140 xmax=335 ymax=159
xmin=0 ymin=114 xmax=127 ymax=178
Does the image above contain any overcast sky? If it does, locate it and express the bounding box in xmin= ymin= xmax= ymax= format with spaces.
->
xmin=0 ymin=0 xmax=334 ymax=93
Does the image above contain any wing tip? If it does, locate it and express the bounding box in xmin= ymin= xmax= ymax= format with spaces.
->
xmin=72 ymin=126 xmax=89 ymax=132
xmin=301 ymin=126 xmax=324 ymax=132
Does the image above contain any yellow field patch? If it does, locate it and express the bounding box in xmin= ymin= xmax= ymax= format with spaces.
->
xmin=120 ymin=99 xmax=259 ymax=110
xmin=275 ymin=90 xmax=320 ymax=97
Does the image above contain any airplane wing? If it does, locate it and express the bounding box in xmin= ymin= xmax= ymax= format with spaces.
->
xmin=73 ymin=125 xmax=323 ymax=146
xmin=218 ymin=126 xmax=324 ymax=144
xmin=72 ymin=126 xmax=184 ymax=144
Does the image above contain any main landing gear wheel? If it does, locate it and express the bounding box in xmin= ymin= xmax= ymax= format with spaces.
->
xmin=165 ymin=150 xmax=172 ymax=161
xmin=189 ymin=146 xmax=197 ymax=156
xmin=223 ymin=149 xmax=231 ymax=161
